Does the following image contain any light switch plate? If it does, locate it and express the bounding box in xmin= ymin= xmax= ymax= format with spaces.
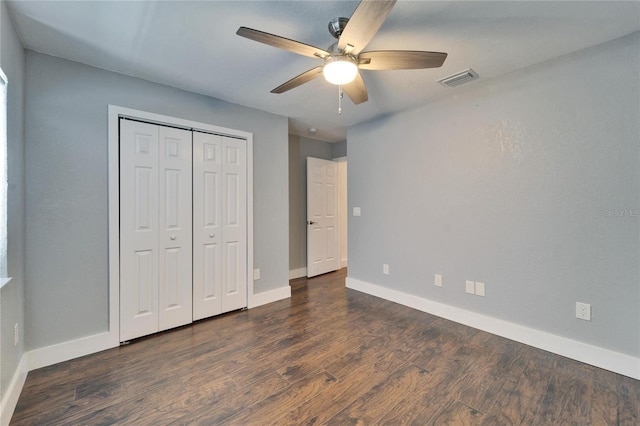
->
xmin=475 ymin=282 xmax=485 ymax=296
xmin=383 ymin=264 xmax=390 ymax=275
xmin=353 ymin=207 xmax=361 ymax=216
xmin=253 ymin=269 xmax=261 ymax=280
xmin=434 ymin=274 xmax=443 ymax=287
xmin=465 ymin=280 xmax=475 ymax=294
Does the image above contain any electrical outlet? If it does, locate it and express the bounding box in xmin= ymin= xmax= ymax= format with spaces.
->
xmin=465 ymin=280 xmax=475 ymax=294
xmin=475 ymin=282 xmax=485 ymax=297
xmin=383 ymin=264 xmax=390 ymax=275
xmin=353 ymin=207 xmax=361 ymax=216
xmin=253 ymin=269 xmax=261 ymax=280
xmin=14 ymin=323 xmax=18 ymax=347
xmin=434 ymin=274 xmax=443 ymax=287
xmin=576 ymin=302 xmax=591 ymax=321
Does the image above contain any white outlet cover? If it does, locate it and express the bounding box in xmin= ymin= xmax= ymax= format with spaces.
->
xmin=475 ymin=282 xmax=485 ymax=296
xmin=253 ymin=269 xmax=261 ymax=280
xmin=465 ymin=280 xmax=475 ymax=294
xmin=434 ymin=274 xmax=442 ymax=287
xmin=576 ymin=302 xmax=591 ymax=321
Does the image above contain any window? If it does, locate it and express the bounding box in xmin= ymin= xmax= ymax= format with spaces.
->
xmin=0 ymin=67 xmax=9 ymax=287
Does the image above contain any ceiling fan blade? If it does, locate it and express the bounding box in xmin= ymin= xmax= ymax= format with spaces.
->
xmin=271 ymin=66 xmax=324 ymax=94
xmin=338 ymin=0 xmax=396 ymax=55
xmin=342 ymin=72 xmax=368 ymax=104
xmin=237 ymin=27 xmax=329 ymax=59
xmin=358 ymin=50 xmax=448 ymax=70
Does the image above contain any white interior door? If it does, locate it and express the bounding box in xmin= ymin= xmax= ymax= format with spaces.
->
xmin=221 ymin=136 xmax=247 ymax=312
xmin=120 ymin=120 xmax=160 ymax=341
xmin=193 ymin=132 xmax=223 ymax=320
xmin=307 ymin=157 xmax=339 ymax=277
xmin=193 ymin=132 xmax=247 ymax=319
xmin=120 ymin=120 xmax=193 ymax=341
xmin=157 ymin=126 xmax=193 ymax=332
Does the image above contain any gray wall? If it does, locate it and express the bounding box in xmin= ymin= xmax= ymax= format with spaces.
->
xmin=332 ymin=140 xmax=347 ymax=159
xmin=347 ymin=32 xmax=640 ymax=356
xmin=0 ymin=0 xmax=26 ymax=401
xmin=25 ymin=52 xmax=289 ymax=350
xmin=288 ymin=134 xmax=333 ymax=272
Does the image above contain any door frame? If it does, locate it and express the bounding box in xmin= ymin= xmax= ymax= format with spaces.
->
xmin=107 ymin=105 xmax=254 ymax=346
xmin=333 ymin=156 xmax=348 ymax=269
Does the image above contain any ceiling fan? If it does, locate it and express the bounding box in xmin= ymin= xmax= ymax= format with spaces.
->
xmin=236 ymin=0 xmax=447 ymax=110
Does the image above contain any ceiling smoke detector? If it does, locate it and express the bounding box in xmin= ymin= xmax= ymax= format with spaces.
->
xmin=437 ymin=68 xmax=479 ymax=87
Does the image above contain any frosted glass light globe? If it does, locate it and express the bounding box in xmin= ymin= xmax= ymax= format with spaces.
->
xmin=323 ymin=56 xmax=358 ymax=85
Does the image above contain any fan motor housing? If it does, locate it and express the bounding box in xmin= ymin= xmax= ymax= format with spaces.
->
xmin=328 ymin=17 xmax=349 ymax=39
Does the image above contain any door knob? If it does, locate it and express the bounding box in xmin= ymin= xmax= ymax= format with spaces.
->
xmin=308 ymin=221 xmax=316 ymax=225
xmin=170 ymin=235 xmax=176 ymax=240
xmin=209 ymin=233 xmax=215 ymax=238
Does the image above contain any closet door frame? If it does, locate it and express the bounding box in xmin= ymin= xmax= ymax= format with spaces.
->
xmin=107 ymin=105 xmax=254 ymax=345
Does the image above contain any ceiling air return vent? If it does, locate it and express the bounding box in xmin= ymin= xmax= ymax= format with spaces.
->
xmin=437 ymin=68 xmax=479 ymax=87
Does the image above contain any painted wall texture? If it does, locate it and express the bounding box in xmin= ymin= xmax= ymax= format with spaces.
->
xmin=0 ymin=0 xmax=26 ymax=402
xmin=347 ymin=32 xmax=640 ymax=357
xmin=289 ymin=134 xmax=333 ymax=273
xmin=24 ymin=52 xmax=289 ymax=350
xmin=332 ymin=140 xmax=347 ymax=159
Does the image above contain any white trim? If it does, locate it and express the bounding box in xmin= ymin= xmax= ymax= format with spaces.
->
xmin=1 ymin=332 xmax=113 ymax=424
xmin=248 ymin=285 xmax=291 ymax=309
xmin=108 ymin=105 xmax=254 ymax=344
xmin=107 ymin=106 xmax=120 ymax=347
xmin=245 ymin=130 xmax=255 ymax=310
xmin=26 ymin=332 xmax=114 ymax=371
xmin=0 ymin=355 xmax=27 ymax=426
xmin=346 ymin=277 xmax=640 ymax=380
xmin=289 ymin=267 xmax=307 ymax=280
xmin=336 ymin=160 xmax=348 ymax=272
xmin=0 ymin=276 xmax=11 ymax=289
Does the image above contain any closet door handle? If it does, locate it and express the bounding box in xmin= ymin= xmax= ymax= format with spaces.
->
xmin=170 ymin=235 xmax=176 ymax=240
xmin=209 ymin=233 xmax=215 ymax=238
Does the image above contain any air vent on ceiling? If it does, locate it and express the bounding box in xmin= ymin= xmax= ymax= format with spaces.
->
xmin=437 ymin=68 xmax=479 ymax=87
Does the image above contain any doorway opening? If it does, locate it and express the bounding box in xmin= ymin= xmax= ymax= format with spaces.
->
xmin=288 ymin=134 xmax=347 ymax=279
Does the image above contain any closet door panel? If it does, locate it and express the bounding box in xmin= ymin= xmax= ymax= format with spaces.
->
xmin=221 ymin=137 xmax=247 ymax=312
xmin=193 ymin=132 xmax=223 ymax=320
xmin=158 ymin=127 xmax=193 ymax=331
xmin=120 ymin=120 xmax=160 ymax=341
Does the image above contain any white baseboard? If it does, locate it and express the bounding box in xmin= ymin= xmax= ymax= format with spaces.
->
xmin=346 ymin=277 xmax=640 ymax=380
xmin=27 ymin=331 xmax=116 ymax=371
xmin=249 ymin=285 xmax=291 ymax=309
xmin=18 ymin=285 xmax=292 ymax=372
xmin=0 ymin=289 xmax=291 ymax=424
xmin=1 ymin=355 xmax=28 ymax=426
xmin=289 ymin=268 xmax=307 ymax=280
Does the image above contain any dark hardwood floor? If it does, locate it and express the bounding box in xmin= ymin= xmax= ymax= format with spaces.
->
xmin=11 ymin=269 xmax=640 ymax=425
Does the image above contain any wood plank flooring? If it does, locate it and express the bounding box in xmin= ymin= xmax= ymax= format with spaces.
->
xmin=11 ymin=269 xmax=640 ymax=425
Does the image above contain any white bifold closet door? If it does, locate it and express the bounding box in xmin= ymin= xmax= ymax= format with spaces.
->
xmin=120 ymin=119 xmax=193 ymax=341
xmin=193 ymin=132 xmax=247 ymax=320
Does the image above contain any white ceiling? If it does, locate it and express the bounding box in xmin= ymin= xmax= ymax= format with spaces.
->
xmin=6 ymin=1 xmax=640 ymax=142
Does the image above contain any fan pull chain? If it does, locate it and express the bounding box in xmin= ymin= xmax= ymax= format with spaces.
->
xmin=338 ymin=85 xmax=343 ymax=114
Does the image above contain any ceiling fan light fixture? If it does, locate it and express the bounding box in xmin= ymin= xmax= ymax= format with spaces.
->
xmin=323 ymin=56 xmax=358 ymax=85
